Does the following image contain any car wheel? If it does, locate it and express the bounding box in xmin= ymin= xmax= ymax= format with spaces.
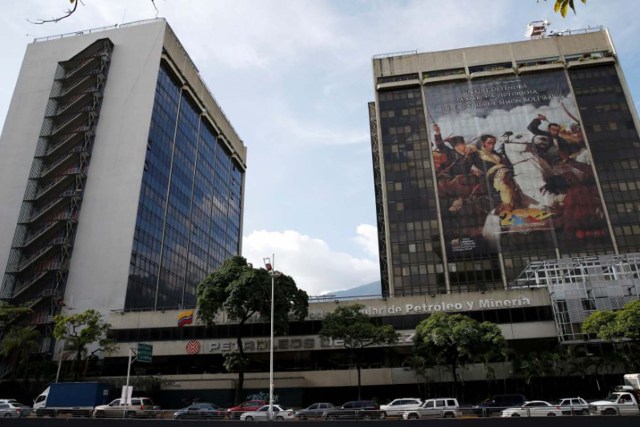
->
xmin=245 ymin=416 xmax=254 ymax=421
xmin=444 ymin=412 xmax=455 ymax=419
xmin=511 ymin=413 xmax=520 ymax=417
xmin=547 ymin=413 xmax=556 ymax=416
xmin=276 ymin=416 xmax=284 ymax=421
xmin=603 ymin=408 xmax=617 ymax=416
xmin=408 ymin=413 xmax=419 ymax=420
xmin=299 ymin=415 xmax=307 ymax=420
xmin=4 ymin=413 xmax=11 ymax=418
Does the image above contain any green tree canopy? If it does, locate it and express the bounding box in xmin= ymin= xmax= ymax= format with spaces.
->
xmin=583 ymin=299 xmax=640 ymax=341
xmin=0 ymin=326 xmax=40 ymax=376
xmin=319 ymin=303 xmax=398 ymax=399
xmin=53 ymin=309 xmax=116 ymax=380
xmin=196 ymin=255 xmax=309 ymax=403
xmin=541 ymin=0 xmax=587 ymax=17
xmin=413 ymin=312 xmax=506 ymax=395
xmin=0 ymin=301 xmax=32 ymax=330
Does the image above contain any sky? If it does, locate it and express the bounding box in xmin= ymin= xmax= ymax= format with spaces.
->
xmin=1 ymin=0 xmax=639 ymax=296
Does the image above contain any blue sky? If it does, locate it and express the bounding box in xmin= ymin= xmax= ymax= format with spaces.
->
xmin=1 ymin=0 xmax=639 ymax=296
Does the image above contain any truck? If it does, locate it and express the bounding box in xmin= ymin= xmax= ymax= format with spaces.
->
xmin=589 ymin=390 xmax=639 ymax=416
xmin=622 ymin=373 xmax=640 ymax=400
xmin=33 ymin=382 xmax=111 ymax=417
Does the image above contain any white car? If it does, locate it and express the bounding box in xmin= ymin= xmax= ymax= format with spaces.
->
xmin=240 ymin=404 xmax=295 ymax=421
xmin=380 ymin=398 xmax=421 ymax=417
xmin=557 ymin=397 xmax=589 ymax=415
xmin=501 ymin=400 xmax=563 ymax=417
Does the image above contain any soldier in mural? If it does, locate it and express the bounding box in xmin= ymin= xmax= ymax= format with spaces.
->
xmin=425 ymin=70 xmax=609 ymax=257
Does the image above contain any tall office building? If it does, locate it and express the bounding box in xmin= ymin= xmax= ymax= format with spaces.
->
xmin=0 ymin=19 xmax=246 ymax=353
xmin=370 ymin=26 xmax=640 ymax=298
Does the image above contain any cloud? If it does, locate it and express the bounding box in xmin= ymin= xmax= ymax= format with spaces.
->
xmin=242 ymin=228 xmax=380 ymax=296
xmin=353 ymin=224 xmax=379 ymax=259
xmin=170 ymin=0 xmax=348 ymax=70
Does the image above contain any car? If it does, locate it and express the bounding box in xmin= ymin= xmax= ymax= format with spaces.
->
xmin=173 ymin=402 xmax=226 ymax=419
xmin=93 ymin=397 xmax=159 ymax=418
xmin=322 ymin=400 xmax=382 ymax=420
xmin=0 ymin=402 xmax=31 ymax=418
xmin=557 ymin=397 xmax=589 ymax=415
xmin=380 ymin=398 xmax=422 ymax=417
xmin=227 ymin=400 xmax=268 ymax=419
xmin=0 ymin=399 xmax=17 ymax=404
xmin=402 ymin=398 xmax=460 ymax=419
xmin=473 ymin=393 xmax=527 ymax=417
xmin=295 ymin=402 xmax=336 ymax=420
xmin=239 ymin=404 xmax=295 ymax=421
xmin=500 ymin=400 xmax=563 ymax=417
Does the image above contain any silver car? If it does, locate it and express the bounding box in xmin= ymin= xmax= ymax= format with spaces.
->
xmin=0 ymin=402 xmax=32 ymax=418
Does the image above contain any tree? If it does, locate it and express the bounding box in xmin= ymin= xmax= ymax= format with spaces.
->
xmin=0 ymin=301 xmax=32 ymax=330
xmin=53 ymin=309 xmax=116 ymax=380
xmin=582 ymin=310 xmax=618 ymax=340
xmin=616 ymin=299 xmax=640 ymax=341
xmin=0 ymin=302 xmax=37 ymax=377
xmin=319 ymin=303 xmax=398 ymax=399
xmin=30 ymin=0 xmax=158 ymax=24
xmin=196 ymin=256 xmax=309 ymax=404
xmin=413 ymin=312 xmax=506 ymax=397
xmin=0 ymin=326 xmax=40 ymax=376
xmin=540 ymin=0 xmax=587 ymax=17
xmin=582 ymin=300 xmax=640 ymax=341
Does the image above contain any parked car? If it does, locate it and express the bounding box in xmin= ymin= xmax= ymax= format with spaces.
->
xmin=500 ymin=400 xmax=563 ymax=417
xmin=239 ymin=404 xmax=295 ymax=421
xmin=295 ymin=402 xmax=336 ymax=420
xmin=227 ymin=400 xmax=268 ymax=419
xmin=322 ymin=400 xmax=382 ymax=420
xmin=174 ymin=402 xmax=226 ymax=419
xmin=0 ymin=402 xmax=31 ymax=418
xmin=473 ymin=393 xmax=527 ymax=417
xmin=557 ymin=397 xmax=589 ymax=415
xmin=0 ymin=399 xmax=17 ymax=404
xmin=402 ymin=398 xmax=460 ymax=419
xmin=380 ymin=398 xmax=422 ymax=417
xmin=93 ymin=397 xmax=159 ymax=418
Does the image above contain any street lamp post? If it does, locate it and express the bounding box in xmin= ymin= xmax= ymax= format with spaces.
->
xmin=263 ymin=255 xmax=276 ymax=422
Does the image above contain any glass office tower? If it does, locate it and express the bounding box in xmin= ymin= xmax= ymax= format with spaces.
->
xmin=370 ymin=27 xmax=640 ymax=298
xmin=0 ymin=19 xmax=246 ymax=356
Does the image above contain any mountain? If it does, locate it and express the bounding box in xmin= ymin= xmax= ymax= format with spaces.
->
xmin=329 ymin=280 xmax=382 ymax=298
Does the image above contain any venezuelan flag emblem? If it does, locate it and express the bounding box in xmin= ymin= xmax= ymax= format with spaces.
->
xmin=178 ymin=310 xmax=194 ymax=328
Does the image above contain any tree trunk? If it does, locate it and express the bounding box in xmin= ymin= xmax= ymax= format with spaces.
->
xmin=357 ymin=363 xmax=362 ymax=400
xmin=75 ymin=348 xmax=83 ymax=381
xmin=235 ymin=334 xmax=245 ymax=404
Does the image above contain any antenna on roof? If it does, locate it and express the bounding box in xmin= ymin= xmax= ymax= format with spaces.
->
xmin=525 ymin=20 xmax=550 ymax=39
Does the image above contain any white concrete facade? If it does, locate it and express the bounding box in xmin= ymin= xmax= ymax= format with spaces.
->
xmin=0 ymin=19 xmax=246 ymax=318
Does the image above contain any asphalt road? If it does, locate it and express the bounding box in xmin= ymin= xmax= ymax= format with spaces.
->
xmin=2 ymin=416 xmax=640 ymax=426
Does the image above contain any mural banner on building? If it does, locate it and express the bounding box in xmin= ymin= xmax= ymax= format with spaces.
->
xmin=424 ymin=70 xmax=607 ymax=258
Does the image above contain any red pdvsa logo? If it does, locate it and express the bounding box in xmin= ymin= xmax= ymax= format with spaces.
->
xmin=186 ymin=340 xmax=201 ymax=355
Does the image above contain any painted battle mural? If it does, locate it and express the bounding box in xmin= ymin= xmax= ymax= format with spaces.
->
xmin=424 ymin=70 xmax=608 ymax=258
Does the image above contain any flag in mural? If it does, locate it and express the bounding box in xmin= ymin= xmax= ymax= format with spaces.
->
xmin=178 ymin=309 xmax=194 ymax=327
xmin=424 ymin=70 xmax=609 ymax=258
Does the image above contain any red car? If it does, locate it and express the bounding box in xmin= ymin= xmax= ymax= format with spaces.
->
xmin=227 ymin=400 xmax=267 ymax=419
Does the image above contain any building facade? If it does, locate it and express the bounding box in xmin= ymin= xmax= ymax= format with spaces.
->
xmin=369 ymin=27 xmax=640 ymax=298
xmin=0 ymin=19 xmax=246 ymax=356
